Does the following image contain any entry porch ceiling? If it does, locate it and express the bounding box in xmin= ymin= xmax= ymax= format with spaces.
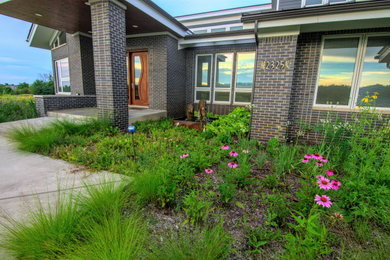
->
xmin=0 ymin=0 xmax=187 ymax=37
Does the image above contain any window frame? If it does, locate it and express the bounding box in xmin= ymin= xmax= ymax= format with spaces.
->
xmin=213 ymin=52 xmax=234 ymax=104
xmin=313 ymin=32 xmax=390 ymax=111
xmin=302 ymin=0 xmax=352 ymax=7
xmin=55 ymin=57 xmax=71 ymax=95
xmin=233 ymin=51 xmax=256 ymax=105
xmin=194 ymin=54 xmax=213 ymax=103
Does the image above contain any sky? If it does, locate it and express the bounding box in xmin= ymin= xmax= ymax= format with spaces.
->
xmin=0 ymin=0 xmax=269 ymax=85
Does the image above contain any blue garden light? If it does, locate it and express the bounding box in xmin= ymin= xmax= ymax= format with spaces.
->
xmin=128 ymin=125 xmax=136 ymax=133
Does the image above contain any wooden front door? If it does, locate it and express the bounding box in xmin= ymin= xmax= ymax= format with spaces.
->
xmin=128 ymin=51 xmax=149 ymax=106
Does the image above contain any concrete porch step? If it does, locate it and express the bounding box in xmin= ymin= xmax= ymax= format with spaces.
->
xmin=47 ymin=107 xmax=167 ymax=124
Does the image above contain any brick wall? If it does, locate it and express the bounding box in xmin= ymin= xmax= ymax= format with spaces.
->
xmin=185 ymin=43 xmax=256 ymax=115
xmin=35 ymin=95 xmax=97 ymax=117
xmin=250 ymin=35 xmax=298 ymax=142
xmin=287 ymin=28 xmax=390 ymax=142
xmin=127 ymin=34 xmax=187 ymax=118
xmin=91 ymin=0 xmax=128 ymax=130
xmin=51 ymin=34 xmax=96 ymax=96
xmin=167 ymin=36 xmax=186 ymax=118
xmin=126 ymin=35 xmax=168 ymax=111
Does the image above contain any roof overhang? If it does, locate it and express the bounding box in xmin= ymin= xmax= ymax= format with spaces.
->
xmin=0 ymin=0 xmax=189 ymax=40
xmin=242 ymin=0 xmax=390 ymax=33
xmin=26 ymin=24 xmax=56 ymax=50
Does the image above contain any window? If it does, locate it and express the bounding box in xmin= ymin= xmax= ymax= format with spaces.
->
xmin=194 ymin=52 xmax=256 ymax=104
xmin=315 ymin=34 xmax=390 ymax=109
xmin=214 ymin=53 xmax=233 ymax=103
xmin=51 ymin=32 xmax=67 ymax=49
xmin=55 ymin=58 xmax=71 ymax=94
xmin=211 ymin=28 xmax=226 ymax=33
xmin=195 ymin=55 xmax=212 ymax=101
xmin=193 ymin=29 xmax=207 ymax=34
xmin=234 ymin=52 xmax=256 ymax=103
xmin=303 ymin=0 xmax=351 ymax=7
xmin=230 ymin=26 xmax=243 ymax=31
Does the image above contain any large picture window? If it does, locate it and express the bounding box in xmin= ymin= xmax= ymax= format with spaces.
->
xmin=315 ymin=34 xmax=390 ymax=109
xmin=195 ymin=55 xmax=212 ymax=101
xmin=214 ymin=53 xmax=233 ymax=103
xmin=194 ymin=52 xmax=255 ymax=104
xmin=234 ymin=52 xmax=255 ymax=104
xmin=55 ymin=58 xmax=71 ymax=94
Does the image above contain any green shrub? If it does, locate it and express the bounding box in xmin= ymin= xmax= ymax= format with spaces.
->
xmin=0 ymin=95 xmax=37 ymax=123
xmin=205 ymin=107 xmax=251 ymax=138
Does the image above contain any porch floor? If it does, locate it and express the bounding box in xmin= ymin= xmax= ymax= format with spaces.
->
xmin=47 ymin=107 xmax=167 ymax=124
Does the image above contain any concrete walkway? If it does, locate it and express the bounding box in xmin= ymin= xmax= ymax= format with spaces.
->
xmin=0 ymin=117 xmax=125 ymax=220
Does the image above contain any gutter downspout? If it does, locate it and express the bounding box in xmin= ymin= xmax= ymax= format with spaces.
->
xmin=249 ymin=19 xmax=259 ymax=140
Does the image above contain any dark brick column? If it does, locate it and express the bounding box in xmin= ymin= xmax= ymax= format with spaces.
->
xmin=250 ymin=35 xmax=298 ymax=142
xmin=90 ymin=0 xmax=128 ymax=130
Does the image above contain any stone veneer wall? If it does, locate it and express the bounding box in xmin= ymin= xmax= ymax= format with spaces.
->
xmin=250 ymin=35 xmax=298 ymax=142
xmin=185 ymin=43 xmax=256 ymax=115
xmin=287 ymin=28 xmax=390 ymax=142
xmin=35 ymin=95 xmax=97 ymax=117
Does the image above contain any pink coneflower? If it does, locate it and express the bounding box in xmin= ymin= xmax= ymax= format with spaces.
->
xmin=331 ymin=180 xmax=341 ymax=190
xmin=302 ymin=159 xmax=309 ymax=163
xmin=316 ymin=161 xmax=323 ymax=167
xmin=229 ymin=151 xmax=238 ymax=157
xmin=316 ymin=175 xmax=324 ymax=179
xmin=221 ymin=145 xmax=229 ymax=150
xmin=234 ymin=139 xmax=238 ymax=143
xmin=315 ymin=195 xmax=332 ymax=208
xmin=313 ymin=153 xmax=322 ymax=160
xmin=304 ymin=154 xmax=313 ymax=159
xmin=317 ymin=177 xmax=332 ymax=190
xmin=242 ymin=149 xmax=249 ymax=153
xmin=320 ymin=157 xmax=328 ymax=163
xmin=195 ymin=142 xmax=198 ymax=145
xmin=205 ymin=169 xmax=213 ymax=174
xmin=326 ymin=170 xmax=334 ymax=176
xmin=334 ymin=213 xmax=343 ymax=220
xmin=228 ymin=162 xmax=238 ymax=168
xmin=180 ymin=153 xmax=189 ymax=158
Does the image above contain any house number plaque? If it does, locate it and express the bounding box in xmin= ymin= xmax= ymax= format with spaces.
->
xmin=260 ymin=60 xmax=291 ymax=70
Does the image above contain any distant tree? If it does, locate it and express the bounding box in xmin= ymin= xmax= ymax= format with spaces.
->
xmin=16 ymin=82 xmax=31 ymax=94
xmin=30 ymin=80 xmax=55 ymax=95
xmin=39 ymin=73 xmax=53 ymax=82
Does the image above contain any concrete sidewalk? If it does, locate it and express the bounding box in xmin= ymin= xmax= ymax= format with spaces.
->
xmin=0 ymin=117 xmax=125 ymax=220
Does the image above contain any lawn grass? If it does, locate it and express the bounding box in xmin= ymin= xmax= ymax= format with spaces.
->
xmin=2 ymin=104 xmax=390 ymax=259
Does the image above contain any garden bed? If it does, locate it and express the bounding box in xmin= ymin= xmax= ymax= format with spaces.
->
xmin=0 ymin=95 xmax=37 ymax=123
xmin=1 ymin=105 xmax=390 ymax=259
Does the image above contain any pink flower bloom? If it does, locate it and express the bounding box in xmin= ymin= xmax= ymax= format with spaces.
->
xmin=234 ymin=140 xmax=238 ymax=143
xmin=331 ymin=180 xmax=341 ymax=190
xmin=228 ymin=162 xmax=238 ymax=169
xmin=316 ymin=175 xmax=324 ymax=179
xmin=195 ymin=142 xmax=198 ymax=145
xmin=316 ymin=161 xmax=323 ymax=167
xmin=205 ymin=169 xmax=213 ymax=174
xmin=315 ymin=195 xmax=332 ymax=208
xmin=221 ymin=145 xmax=229 ymax=150
xmin=304 ymin=154 xmax=313 ymax=159
xmin=180 ymin=153 xmax=189 ymax=158
xmin=302 ymin=159 xmax=309 ymax=163
xmin=326 ymin=170 xmax=334 ymax=176
xmin=313 ymin=153 xmax=322 ymax=160
xmin=317 ymin=177 xmax=332 ymax=190
xmin=242 ymin=149 xmax=249 ymax=153
xmin=320 ymin=157 xmax=328 ymax=163
xmin=229 ymin=151 xmax=238 ymax=157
